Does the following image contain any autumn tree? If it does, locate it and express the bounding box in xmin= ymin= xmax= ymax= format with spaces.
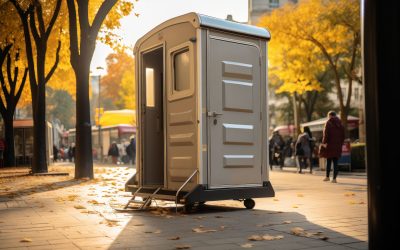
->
xmin=10 ymin=0 xmax=62 ymax=173
xmin=0 ymin=44 xmax=28 ymax=167
xmin=47 ymin=88 xmax=75 ymax=129
xmin=259 ymin=0 xmax=361 ymax=133
xmin=260 ymin=11 xmax=325 ymax=135
xmin=66 ymin=0 xmax=134 ymax=178
xmin=101 ymin=51 xmax=135 ymax=109
xmin=118 ymin=66 xmax=136 ymax=109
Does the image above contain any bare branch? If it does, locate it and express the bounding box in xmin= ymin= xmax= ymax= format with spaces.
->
xmin=15 ymin=68 xmax=28 ymax=102
xmin=10 ymin=1 xmax=37 ymax=87
xmin=45 ymin=0 xmax=62 ymax=39
xmin=45 ymin=40 xmax=61 ymax=83
xmin=34 ymin=0 xmax=46 ymax=36
xmin=66 ymin=0 xmax=79 ymax=67
xmin=91 ymin=0 xmax=118 ymax=36
xmin=29 ymin=5 xmax=41 ymax=43
xmin=6 ymin=54 xmax=14 ymax=92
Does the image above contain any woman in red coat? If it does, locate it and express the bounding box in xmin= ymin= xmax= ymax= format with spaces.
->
xmin=320 ymin=111 xmax=345 ymax=183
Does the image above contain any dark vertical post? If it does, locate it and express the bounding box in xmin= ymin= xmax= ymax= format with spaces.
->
xmin=363 ymin=0 xmax=400 ymax=248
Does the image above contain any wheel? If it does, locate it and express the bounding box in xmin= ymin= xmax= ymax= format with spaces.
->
xmin=244 ymin=198 xmax=255 ymax=209
xmin=183 ymin=203 xmax=194 ymax=213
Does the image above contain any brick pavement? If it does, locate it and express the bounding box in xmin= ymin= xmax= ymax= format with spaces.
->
xmin=0 ymin=165 xmax=367 ymax=249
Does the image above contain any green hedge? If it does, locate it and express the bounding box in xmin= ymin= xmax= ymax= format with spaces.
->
xmin=351 ymin=143 xmax=366 ymax=170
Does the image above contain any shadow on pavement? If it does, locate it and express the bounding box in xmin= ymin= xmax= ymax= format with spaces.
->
xmin=0 ymin=178 xmax=90 ymax=200
xmin=107 ymin=204 xmax=367 ymax=250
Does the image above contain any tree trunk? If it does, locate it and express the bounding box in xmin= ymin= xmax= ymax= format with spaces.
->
xmin=292 ymin=94 xmax=301 ymax=138
xmin=31 ymin=81 xmax=48 ymax=173
xmin=3 ymin=114 xmax=15 ymax=167
xmin=74 ymin=61 xmax=94 ymax=179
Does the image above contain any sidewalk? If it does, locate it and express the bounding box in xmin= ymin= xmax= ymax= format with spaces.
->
xmin=0 ymin=165 xmax=367 ymax=250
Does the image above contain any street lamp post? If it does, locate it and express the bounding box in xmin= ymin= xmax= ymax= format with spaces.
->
xmin=96 ymin=66 xmax=104 ymax=162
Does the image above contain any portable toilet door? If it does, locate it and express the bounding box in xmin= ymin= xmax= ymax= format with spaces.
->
xmin=206 ymin=30 xmax=265 ymax=188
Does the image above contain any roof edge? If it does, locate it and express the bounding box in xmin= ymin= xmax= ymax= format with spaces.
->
xmin=134 ymin=12 xmax=271 ymax=53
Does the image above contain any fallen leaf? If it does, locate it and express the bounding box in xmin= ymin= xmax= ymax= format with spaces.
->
xmin=67 ymin=195 xmax=79 ymax=201
xmin=168 ymin=236 xmax=180 ymax=240
xmin=344 ymin=192 xmax=355 ymax=197
xmin=194 ymin=216 xmax=205 ymax=220
xmin=292 ymin=205 xmax=299 ymax=208
xmin=297 ymin=194 xmax=304 ymax=197
xmin=262 ymin=234 xmax=284 ymax=241
xmin=20 ymin=238 xmax=32 ymax=242
xmin=88 ymin=200 xmax=105 ymax=205
xmin=319 ymin=236 xmax=329 ymax=241
xmin=283 ymin=220 xmax=292 ymax=224
xmin=175 ymin=245 xmax=191 ymax=249
xmin=215 ymin=215 xmax=224 ymax=218
xmin=273 ymin=198 xmax=279 ymax=201
xmin=248 ymin=235 xmax=263 ymax=241
xmin=241 ymin=243 xmax=254 ymax=248
xmin=74 ymin=205 xmax=86 ymax=209
xmin=291 ymin=227 xmax=305 ymax=236
xmin=192 ymin=227 xmax=217 ymax=233
xmin=134 ymin=223 xmax=144 ymax=226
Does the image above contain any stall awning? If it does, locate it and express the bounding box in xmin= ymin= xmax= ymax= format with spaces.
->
xmin=99 ymin=109 xmax=136 ymax=127
xmin=301 ymin=115 xmax=359 ymax=132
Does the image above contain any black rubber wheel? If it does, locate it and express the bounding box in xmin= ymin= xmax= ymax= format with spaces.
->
xmin=183 ymin=203 xmax=194 ymax=213
xmin=244 ymin=198 xmax=255 ymax=209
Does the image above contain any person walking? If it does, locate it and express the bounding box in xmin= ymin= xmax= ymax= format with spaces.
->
xmin=303 ymin=126 xmax=315 ymax=173
xmin=108 ymin=142 xmax=119 ymax=164
xmin=320 ymin=111 xmax=345 ymax=183
xmin=295 ymin=127 xmax=311 ymax=174
xmin=126 ymin=135 xmax=136 ymax=166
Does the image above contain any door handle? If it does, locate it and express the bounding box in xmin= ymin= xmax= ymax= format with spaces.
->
xmin=207 ymin=111 xmax=223 ymax=117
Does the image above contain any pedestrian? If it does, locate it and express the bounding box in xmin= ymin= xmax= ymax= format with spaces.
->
xmin=53 ymin=144 xmax=59 ymax=162
xmin=295 ymin=127 xmax=311 ymax=174
xmin=108 ymin=142 xmax=119 ymax=164
xmin=68 ymin=143 xmax=75 ymax=162
xmin=320 ymin=111 xmax=345 ymax=183
xmin=269 ymin=131 xmax=285 ymax=170
xmin=0 ymin=137 xmax=5 ymax=167
xmin=303 ymin=126 xmax=315 ymax=173
xmin=126 ymin=135 xmax=136 ymax=166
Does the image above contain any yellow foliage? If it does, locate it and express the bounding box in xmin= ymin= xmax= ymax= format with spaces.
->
xmin=118 ymin=68 xmax=136 ymax=109
xmin=258 ymin=0 xmax=360 ymax=96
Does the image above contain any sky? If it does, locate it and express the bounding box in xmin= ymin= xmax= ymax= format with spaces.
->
xmin=90 ymin=0 xmax=248 ymax=75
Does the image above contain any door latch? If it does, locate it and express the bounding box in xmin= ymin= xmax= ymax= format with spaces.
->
xmin=207 ymin=111 xmax=223 ymax=117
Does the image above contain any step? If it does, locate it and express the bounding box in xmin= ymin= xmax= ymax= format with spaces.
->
xmin=134 ymin=192 xmax=177 ymax=201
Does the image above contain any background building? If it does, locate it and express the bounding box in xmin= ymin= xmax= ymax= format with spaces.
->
xmin=248 ymin=0 xmax=298 ymax=25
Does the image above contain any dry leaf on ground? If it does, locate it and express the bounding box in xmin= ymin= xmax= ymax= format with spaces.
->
xmin=262 ymin=234 xmax=284 ymax=241
xmin=74 ymin=205 xmax=86 ymax=209
xmin=291 ymin=227 xmax=305 ymax=236
xmin=20 ymin=238 xmax=32 ymax=242
xmin=192 ymin=227 xmax=217 ymax=233
xmin=248 ymin=235 xmax=263 ymax=241
xmin=168 ymin=236 xmax=180 ymax=240
xmin=175 ymin=245 xmax=191 ymax=249
xmin=241 ymin=243 xmax=254 ymax=248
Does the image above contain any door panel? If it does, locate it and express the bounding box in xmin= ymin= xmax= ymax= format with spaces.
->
xmin=208 ymin=37 xmax=262 ymax=188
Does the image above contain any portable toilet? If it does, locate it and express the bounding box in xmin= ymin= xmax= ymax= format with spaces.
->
xmin=125 ymin=12 xmax=274 ymax=211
